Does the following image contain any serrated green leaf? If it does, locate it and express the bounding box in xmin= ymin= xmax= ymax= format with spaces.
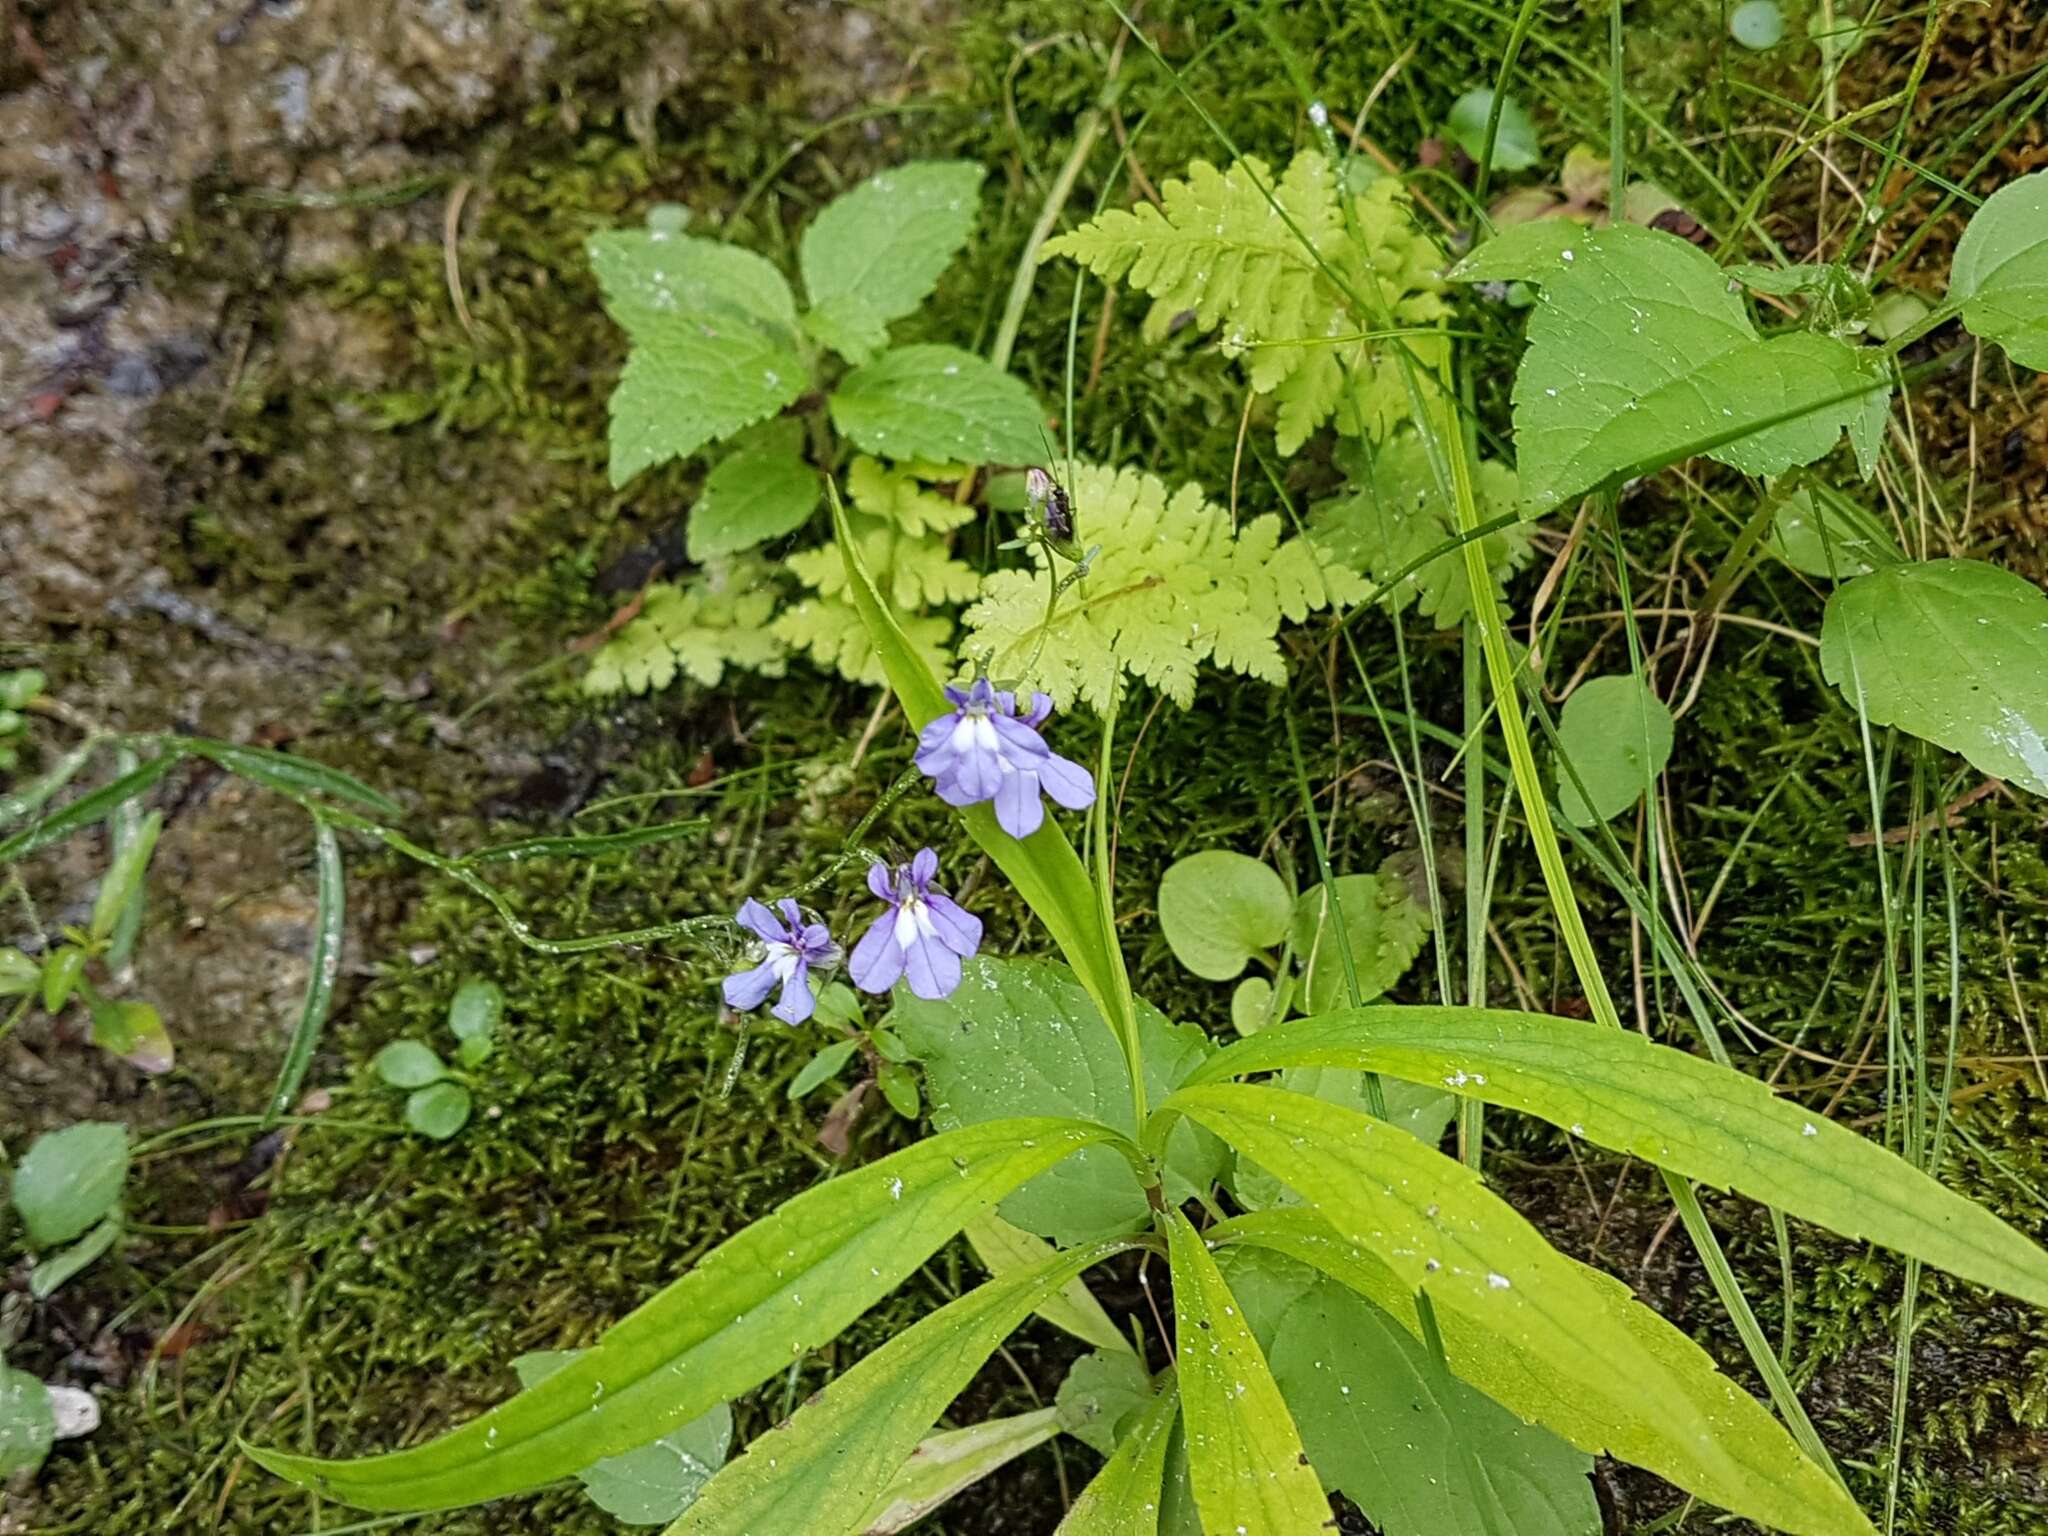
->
xmin=1187 ymin=1005 xmax=2048 ymax=1312
xmin=860 ymin=1408 xmax=1061 ymax=1533
xmin=774 ymin=513 xmax=976 ymax=685
xmin=607 ymin=315 xmax=807 ymax=487
xmin=1450 ymin=222 xmax=1887 ymax=513
xmin=1949 ymin=169 xmax=2048 ymax=369
xmin=1553 ymin=674 xmax=1674 ymax=826
xmin=512 ymin=1352 xmax=731 ymax=1525
xmin=1290 ymin=873 xmax=1429 ymax=1013
xmin=687 ymin=428 xmax=822 ymax=560
xmin=374 ymin=1039 xmax=447 ymax=1089
xmin=962 ymin=461 xmax=1369 ymax=711
xmin=1166 ymin=1082 xmax=1873 ymax=1536
xmin=847 ymin=455 xmax=976 ymax=536
xmin=12 ymin=1122 xmax=128 ymax=1248
xmin=891 ymin=956 xmax=1225 ymax=1246
xmin=800 ymin=161 xmax=987 ymax=364
xmin=1164 ymin=1209 xmax=1329 ymax=1534
xmin=248 ymin=1118 xmax=1128 ymax=1511
xmin=1446 ymin=89 xmax=1540 ymax=171
xmin=965 ymin=1211 xmax=1132 ymax=1355
xmin=0 ymin=1365 xmax=54 ymax=1478
xmin=405 ymin=1081 xmax=472 ymax=1140
xmin=1055 ymin=1349 xmax=1156 ymax=1455
xmin=1055 ymin=1377 xmax=1179 ymax=1535
xmin=585 ymin=565 xmax=790 ymax=696
xmin=828 ymin=345 xmax=1044 ymax=466
xmin=1157 ymin=849 xmax=1291 ymax=981
xmin=669 ymin=1241 xmax=1129 ymax=1536
xmin=789 ymin=1038 xmax=861 ymax=1099
xmin=1820 ymin=558 xmax=2048 ymax=796
xmin=589 ymin=228 xmax=797 ymax=337
xmin=1220 ymin=1247 xmax=1599 ymax=1536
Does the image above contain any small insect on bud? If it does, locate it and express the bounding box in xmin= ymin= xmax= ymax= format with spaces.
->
xmin=1026 ymin=466 xmax=1075 ymax=543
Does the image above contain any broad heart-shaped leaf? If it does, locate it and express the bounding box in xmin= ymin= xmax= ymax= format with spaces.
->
xmin=1055 ymin=1375 xmax=1180 ymax=1535
xmin=828 ymin=345 xmax=1045 ymax=467
xmin=832 ymin=489 xmax=1137 ymax=1074
xmin=1185 ymin=1006 xmax=2048 ymax=1313
xmin=589 ymin=228 xmax=797 ymax=337
xmin=607 ymin=314 xmax=807 ymax=488
xmin=1450 ymin=221 xmax=1886 ymax=514
xmin=1055 ymin=1348 xmax=1156 ymax=1455
xmin=1949 ymin=169 xmax=2048 ymax=369
xmin=1819 ymin=558 xmax=2048 ymax=797
xmin=513 ymin=1351 xmax=731 ymax=1526
xmin=1217 ymin=1245 xmax=1598 ymax=1536
xmin=1157 ymin=849 xmax=1292 ymax=981
xmin=1290 ymin=873 xmax=1429 ymax=1013
xmin=686 ymin=421 xmax=823 ymax=561
xmin=1164 ymin=1209 xmax=1330 ymax=1534
xmin=1553 ymin=673 xmax=1675 ymax=826
xmin=1163 ymin=1083 xmax=1871 ymax=1536
xmin=891 ymin=956 xmax=1226 ymax=1246
xmin=247 ymin=1118 xmax=1126 ymax=1511
xmin=12 ymin=1122 xmax=128 ymax=1248
xmin=800 ymin=161 xmax=987 ymax=365
xmin=668 ymin=1240 xmax=1131 ymax=1536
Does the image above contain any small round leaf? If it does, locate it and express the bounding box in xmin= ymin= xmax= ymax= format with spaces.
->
xmin=0 ymin=1366 xmax=55 ymax=1478
xmin=1158 ymin=851 xmax=1293 ymax=982
xmin=405 ymin=1081 xmax=473 ymax=1140
xmin=1231 ymin=976 xmax=1277 ymax=1037
xmin=1554 ymin=675 xmax=1676 ymax=827
xmin=1446 ymin=89 xmax=1541 ymax=172
xmin=374 ymin=1039 xmax=448 ymax=1089
xmin=12 ymin=1122 xmax=129 ymax=1248
xmin=447 ymin=978 xmax=504 ymax=1048
xmin=1729 ymin=1 xmax=1785 ymax=49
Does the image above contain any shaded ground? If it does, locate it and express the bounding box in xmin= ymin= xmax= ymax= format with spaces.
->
xmin=4 ymin=2 xmax=2048 ymax=1534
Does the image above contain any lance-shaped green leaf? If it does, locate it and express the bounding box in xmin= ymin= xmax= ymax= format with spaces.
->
xmin=833 ymin=490 xmax=1133 ymax=1055
xmin=267 ymin=818 xmax=344 ymax=1123
xmin=800 ymin=161 xmax=987 ymax=364
xmin=1450 ymin=222 xmax=1884 ymax=513
xmin=1949 ymin=169 xmax=2048 ymax=370
xmin=182 ymin=737 xmax=403 ymax=817
xmin=1819 ymin=558 xmax=2048 ymax=798
xmin=668 ymin=1241 xmax=1130 ymax=1536
xmin=1185 ymin=1005 xmax=2048 ymax=1312
xmin=0 ymin=751 xmax=180 ymax=863
xmin=1164 ymin=1209 xmax=1329 ymax=1534
xmin=1164 ymin=1083 xmax=1872 ymax=1536
xmin=247 ymin=1117 xmax=1128 ymax=1511
xmin=965 ymin=1211 xmax=1132 ymax=1354
xmin=1056 ymin=1378 xmax=1180 ymax=1535
xmin=858 ymin=1407 xmax=1060 ymax=1533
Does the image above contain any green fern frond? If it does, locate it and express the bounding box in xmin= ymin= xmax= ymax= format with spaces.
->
xmin=584 ymin=565 xmax=789 ymax=695
xmin=846 ymin=455 xmax=976 ymax=536
xmin=1045 ymin=154 xmax=1450 ymax=454
xmin=1312 ymin=433 xmax=1535 ymax=630
xmin=959 ymin=462 xmax=1369 ymax=711
xmin=776 ymin=515 xmax=977 ymax=684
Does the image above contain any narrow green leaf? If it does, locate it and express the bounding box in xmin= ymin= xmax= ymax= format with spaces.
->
xmin=405 ymin=1082 xmax=472 ymax=1140
xmin=182 ymin=737 xmax=403 ymax=818
xmin=667 ymin=1241 xmax=1129 ymax=1536
xmin=512 ymin=1352 xmax=731 ymax=1526
xmin=832 ymin=491 xmax=1130 ymax=1048
xmin=789 ymin=1038 xmax=861 ymax=1099
xmin=828 ymin=345 xmax=1045 ymax=466
xmin=965 ymin=1211 xmax=1132 ymax=1355
xmin=1553 ymin=674 xmax=1675 ymax=826
xmin=373 ymin=1040 xmax=447 ymax=1089
xmin=892 ymin=956 xmax=1225 ymax=1246
xmin=0 ymin=740 xmax=96 ymax=835
xmin=1164 ymin=1209 xmax=1329 ymax=1534
xmin=12 ymin=1122 xmax=129 ymax=1248
xmin=1819 ymin=558 xmax=2048 ymax=797
xmin=1157 ymin=850 xmax=1291 ymax=981
xmin=102 ymin=748 xmax=148 ymax=969
xmin=247 ymin=1118 xmax=1128 ymax=1511
xmin=456 ymin=819 xmax=708 ymax=865
xmin=40 ymin=947 xmax=85 ymax=1013
xmin=1168 ymin=1083 xmax=1871 ymax=1536
xmin=859 ymin=1407 xmax=1059 ymax=1533
xmin=1055 ymin=1378 xmax=1179 ymax=1535
xmin=268 ymin=818 xmax=344 ymax=1124
xmin=799 ymin=161 xmax=988 ymax=365
xmin=29 ymin=1211 xmax=123 ymax=1299
xmin=90 ymin=807 xmax=161 ymax=937
xmin=0 ymin=751 xmax=179 ymax=864
xmin=1187 ymin=1005 xmax=2048 ymax=1311
xmin=1949 ymin=169 xmax=2048 ymax=369
xmin=876 ymin=1061 xmax=920 ymax=1118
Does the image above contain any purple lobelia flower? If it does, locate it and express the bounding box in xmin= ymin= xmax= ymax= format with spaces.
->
xmin=723 ymin=897 xmax=838 ymax=1025
xmin=913 ymin=677 xmax=1096 ymax=839
xmin=848 ymin=848 xmax=983 ymax=1001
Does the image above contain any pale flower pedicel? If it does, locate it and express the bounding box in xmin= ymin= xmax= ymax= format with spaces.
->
xmin=721 ymin=897 xmax=838 ymax=1025
xmin=848 ymin=848 xmax=982 ymax=1001
xmin=912 ymin=677 xmax=1096 ymax=839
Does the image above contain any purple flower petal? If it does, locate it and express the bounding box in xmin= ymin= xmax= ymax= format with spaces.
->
xmin=848 ymin=915 xmax=904 ymax=993
xmin=866 ymin=862 xmax=896 ymax=902
xmin=989 ymin=711 xmax=1053 ymax=759
xmin=775 ymin=897 xmax=804 ymax=931
xmin=924 ymin=891 xmax=983 ymax=957
xmin=1036 ymin=752 xmax=1098 ymax=810
xmin=798 ymin=923 xmax=835 ymax=960
xmin=993 ymin=768 xmax=1045 ymax=839
xmin=723 ymin=959 xmax=778 ymax=1011
xmin=910 ymin=847 xmax=939 ymax=887
xmin=900 ymin=920 xmax=963 ymax=1000
xmin=771 ymin=962 xmax=816 ymax=1025
xmin=1021 ymin=692 xmax=1055 ymax=728
xmin=735 ymin=898 xmax=785 ymax=944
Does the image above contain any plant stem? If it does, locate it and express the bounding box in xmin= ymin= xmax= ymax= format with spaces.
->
xmin=991 ymin=102 xmax=1108 ymax=373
